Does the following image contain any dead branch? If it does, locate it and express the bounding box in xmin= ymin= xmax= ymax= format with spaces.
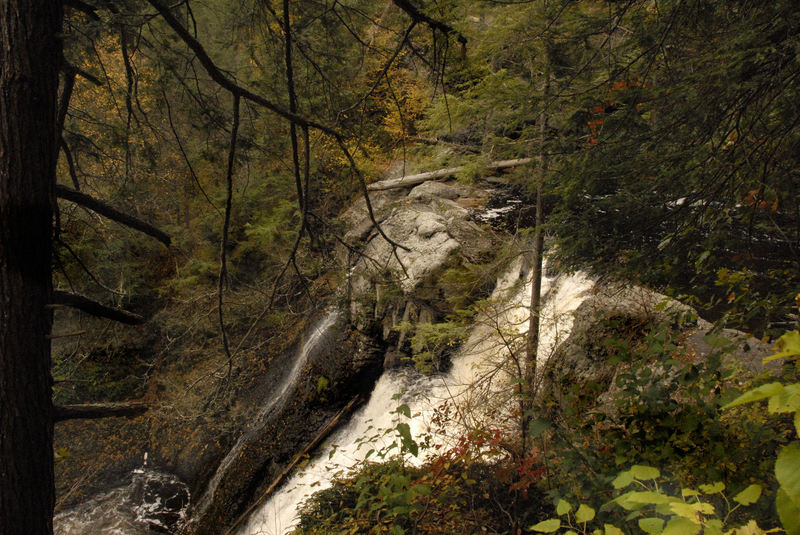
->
xmin=145 ymin=0 xmax=337 ymax=137
xmin=52 ymin=290 xmax=146 ymax=325
xmin=65 ymin=0 xmax=100 ymax=20
xmin=55 ymin=184 xmax=171 ymax=246
xmin=60 ymin=139 xmax=81 ymax=190
xmin=54 ymin=401 xmax=147 ymax=422
xmin=391 ymin=0 xmax=467 ymax=51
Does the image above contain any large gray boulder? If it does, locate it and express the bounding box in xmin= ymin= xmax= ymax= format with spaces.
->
xmin=541 ymin=282 xmax=775 ymax=418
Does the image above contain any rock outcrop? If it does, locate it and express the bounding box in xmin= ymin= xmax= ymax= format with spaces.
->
xmin=541 ymin=281 xmax=776 ymax=419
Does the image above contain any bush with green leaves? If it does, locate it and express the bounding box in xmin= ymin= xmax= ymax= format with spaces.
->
xmin=531 ymin=465 xmax=774 ymax=535
xmin=541 ymin=314 xmax=788 ymax=504
xmin=724 ymin=330 xmax=800 ymax=535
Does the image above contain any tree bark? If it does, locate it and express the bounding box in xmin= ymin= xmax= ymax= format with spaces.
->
xmin=0 ymin=1 xmax=63 ymax=533
xmin=524 ymin=69 xmax=551 ymax=453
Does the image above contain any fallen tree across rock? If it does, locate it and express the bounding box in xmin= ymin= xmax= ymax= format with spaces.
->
xmin=224 ymin=395 xmax=364 ymax=535
xmin=367 ymin=157 xmax=534 ymax=191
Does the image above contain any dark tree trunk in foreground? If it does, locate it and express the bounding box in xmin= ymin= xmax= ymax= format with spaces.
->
xmin=0 ymin=1 xmax=63 ymax=533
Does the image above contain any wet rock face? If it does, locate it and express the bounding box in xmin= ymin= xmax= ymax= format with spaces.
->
xmin=54 ymin=470 xmax=190 ymax=535
xmin=540 ymin=282 xmax=775 ymax=419
xmin=339 ymin=178 xmax=499 ymax=370
xmin=188 ymin=315 xmax=386 ymax=535
xmin=130 ymin=471 xmax=190 ymax=532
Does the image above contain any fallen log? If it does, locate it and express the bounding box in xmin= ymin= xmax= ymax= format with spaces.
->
xmin=224 ymin=395 xmax=364 ymax=535
xmin=54 ymin=401 xmax=148 ymax=422
xmin=367 ymin=157 xmax=534 ymax=191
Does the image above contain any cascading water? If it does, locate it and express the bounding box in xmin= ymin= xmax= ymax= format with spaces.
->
xmin=238 ymin=261 xmax=592 ymax=535
xmin=190 ymin=310 xmax=340 ymax=522
xmin=54 ymin=455 xmax=190 ymax=535
xmin=55 ymin=311 xmax=339 ymax=535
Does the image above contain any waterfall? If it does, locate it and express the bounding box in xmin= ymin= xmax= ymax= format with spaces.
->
xmin=55 ymin=311 xmax=339 ymax=535
xmin=238 ymin=262 xmax=592 ymax=535
xmin=191 ymin=310 xmax=340 ymax=521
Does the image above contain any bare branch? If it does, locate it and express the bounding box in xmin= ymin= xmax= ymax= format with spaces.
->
xmin=56 ymin=184 xmax=171 ymax=246
xmin=52 ymin=290 xmax=146 ymax=325
xmin=65 ymin=0 xmax=100 ymax=20
xmin=218 ymin=94 xmax=240 ymax=379
xmin=60 ymin=139 xmax=81 ymax=190
xmin=145 ymin=0 xmax=338 ymax=137
xmin=391 ymin=0 xmax=467 ymax=49
xmin=54 ymin=401 xmax=147 ymax=422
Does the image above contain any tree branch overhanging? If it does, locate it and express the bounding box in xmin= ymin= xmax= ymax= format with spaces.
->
xmin=145 ymin=0 xmax=338 ymax=137
xmin=391 ymin=0 xmax=465 ymax=41
xmin=391 ymin=0 xmax=467 ymax=49
xmin=52 ymin=290 xmax=146 ymax=325
xmin=56 ymin=184 xmax=171 ymax=246
xmin=54 ymin=401 xmax=147 ymax=422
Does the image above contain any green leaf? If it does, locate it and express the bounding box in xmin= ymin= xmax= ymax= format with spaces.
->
xmin=631 ymin=465 xmax=660 ymax=480
xmin=615 ymin=491 xmax=672 ymax=510
xmin=669 ymin=501 xmax=714 ymax=519
xmin=695 ymin=250 xmax=711 ymax=269
xmin=776 ymin=442 xmax=800 ymax=505
xmin=638 ymin=517 xmax=665 ymax=534
xmin=556 ymin=499 xmax=572 ymax=516
xmin=764 ymin=331 xmax=800 ymax=363
xmin=575 ymin=504 xmax=596 ymax=523
xmin=795 ymin=412 xmax=800 ymax=435
xmin=395 ymin=422 xmax=418 ymax=457
xmin=722 ymin=383 xmax=784 ymax=410
xmin=705 ymin=519 xmax=724 ymax=535
xmin=681 ymin=488 xmax=700 ymax=498
xmin=612 ymin=470 xmax=634 ymax=489
xmin=768 ymin=384 xmax=800 ymax=414
xmin=530 ymin=518 xmax=561 ymax=532
xmin=777 ymin=487 xmax=800 ymax=535
xmin=733 ymin=484 xmax=762 ymax=506
xmin=662 ymin=516 xmax=701 ymax=535
xmin=395 ymin=404 xmax=411 ymax=418
xmin=699 ymin=482 xmax=725 ymax=494
xmin=604 ymin=525 xmax=624 ymax=535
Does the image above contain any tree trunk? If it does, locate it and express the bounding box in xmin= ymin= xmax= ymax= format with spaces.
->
xmin=524 ymin=70 xmax=551 ymax=451
xmin=0 ymin=1 xmax=63 ymax=533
